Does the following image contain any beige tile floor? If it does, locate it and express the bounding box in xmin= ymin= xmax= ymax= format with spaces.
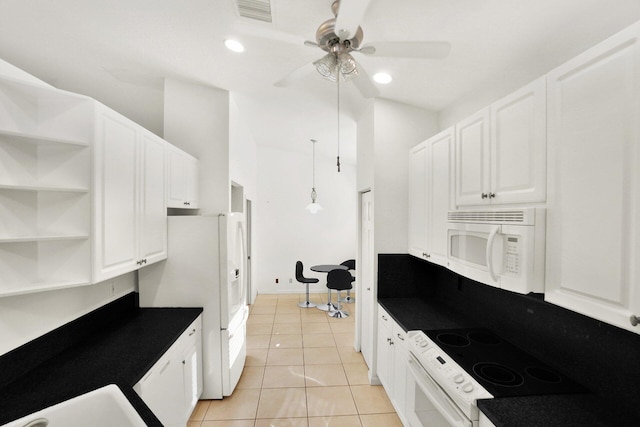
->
xmin=187 ymin=292 xmax=403 ymax=427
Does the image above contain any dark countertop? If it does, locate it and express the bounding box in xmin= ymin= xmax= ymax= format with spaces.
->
xmin=0 ymin=307 xmax=203 ymax=426
xmin=378 ymin=296 xmax=639 ymax=427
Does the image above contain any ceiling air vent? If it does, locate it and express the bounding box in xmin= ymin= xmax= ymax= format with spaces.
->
xmin=235 ymin=0 xmax=273 ymax=23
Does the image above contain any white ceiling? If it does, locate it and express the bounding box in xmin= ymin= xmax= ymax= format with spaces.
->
xmin=2 ymin=0 xmax=640 ymax=163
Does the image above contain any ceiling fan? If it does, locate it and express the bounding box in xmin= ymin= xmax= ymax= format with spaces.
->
xmin=274 ymin=0 xmax=451 ymax=98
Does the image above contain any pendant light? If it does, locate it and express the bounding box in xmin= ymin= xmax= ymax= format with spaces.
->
xmin=305 ymin=139 xmax=323 ymax=214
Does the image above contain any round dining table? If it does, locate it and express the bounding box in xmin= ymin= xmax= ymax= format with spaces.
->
xmin=310 ymin=264 xmax=348 ymax=273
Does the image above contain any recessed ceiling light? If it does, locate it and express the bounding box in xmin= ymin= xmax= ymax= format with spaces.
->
xmin=224 ymin=39 xmax=245 ymax=53
xmin=373 ymin=72 xmax=392 ymax=84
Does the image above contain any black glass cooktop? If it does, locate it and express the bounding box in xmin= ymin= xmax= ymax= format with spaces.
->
xmin=424 ymin=328 xmax=588 ymax=398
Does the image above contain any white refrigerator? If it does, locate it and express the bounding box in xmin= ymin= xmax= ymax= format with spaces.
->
xmin=139 ymin=214 xmax=248 ymax=399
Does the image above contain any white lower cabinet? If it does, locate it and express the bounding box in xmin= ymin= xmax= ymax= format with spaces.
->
xmin=135 ymin=315 xmax=202 ymax=427
xmin=376 ymin=305 xmax=408 ymax=424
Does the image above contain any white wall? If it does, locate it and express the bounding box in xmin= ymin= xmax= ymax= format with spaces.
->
xmin=255 ymin=145 xmax=357 ymax=294
xmin=0 ymin=274 xmax=135 ymax=355
xmin=371 ymin=99 xmax=439 ymax=254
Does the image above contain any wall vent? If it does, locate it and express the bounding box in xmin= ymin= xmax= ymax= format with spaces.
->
xmin=235 ymin=0 xmax=273 ymax=23
xmin=448 ymin=209 xmax=539 ymax=225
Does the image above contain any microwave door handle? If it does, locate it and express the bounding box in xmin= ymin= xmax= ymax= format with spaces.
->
xmin=486 ymin=225 xmax=500 ymax=282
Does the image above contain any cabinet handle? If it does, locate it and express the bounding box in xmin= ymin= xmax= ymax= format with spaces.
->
xmin=481 ymin=193 xmax=488 ymax=199
xmin=489 ymin=193 xmax=496 ymax=199
xmin=184 ymin=201 xmax=191 ymax=206
xmin=143 ymin=259 xmax=147 ymax=264
xmin=630 ymin=315 xmax=640 ymax=326
xmin=182 ymin=360 xmax=186 ymax=365
xmin=389 ymin=339 xmax=394 ymax=346
xmin=189 ymin=329 xmax=196 ymax=336
xmin=397 ymin=333 xmax=405 ymax=341
xmin=381 ymin=315 xmax=388 ymax=321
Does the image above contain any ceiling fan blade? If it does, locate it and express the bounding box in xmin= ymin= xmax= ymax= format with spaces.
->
xmin=335 ymin=0 xmax=372 ymax=40
xmin=274 ymin=61 xmax=314 ymax=87
xmin=360 ymin=41 xmax=451 ymax=59
xmin=351 ymin=65 xmax=379 ymax=99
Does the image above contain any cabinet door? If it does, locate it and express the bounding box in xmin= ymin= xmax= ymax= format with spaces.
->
xmin=426 ymin=128 xmax=454 ymax=266
xmin=93 ymin=108 xmax=138 ymax=283
xmin=490 ymin=77 xmax=546 ymax=204
xmin=376 ymin=310 xmax=393 ymax=391
xmin=181 ymin=342 xmax=199 ymax=420
xmin=408 ymin=142 xmax=428 ymax=259
xmin=545 ymin=23 xmax=640 ymax=334
xmin=391 ymin=324 xmax=409 ymax=424
xmin=456 ymin=108 xmax=490 ymax=206
xmin=139 ymin=132 xmax=167 ymax=265
xmin=137 ymin=354 xmax=184 ymax=427
xmin=167 ymin=144 xmax=198 ymax=209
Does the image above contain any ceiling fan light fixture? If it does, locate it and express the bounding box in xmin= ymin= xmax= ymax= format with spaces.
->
xmin=313 ymin=53 xmax=338 ymax=79
xmin=338 ymin=52 xmax=358 ymax=74
xmin=373 ymin=72 xmax=392 ymax=84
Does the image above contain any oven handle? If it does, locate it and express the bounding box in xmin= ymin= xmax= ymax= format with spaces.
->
xmin=407 ymin=356 xmax=471 ymax=427
xmin=486 ymin=225 xmax=500 ymax=282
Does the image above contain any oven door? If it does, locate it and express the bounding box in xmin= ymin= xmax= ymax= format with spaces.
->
xmin=406 ymin=354 xmax=473 ymax=427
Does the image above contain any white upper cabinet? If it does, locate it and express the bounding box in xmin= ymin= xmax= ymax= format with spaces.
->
xmin=0 ymin=78 xmax=93 ymax=296
xmin=455 ymin=78 xmax=546 ymax=207
xmin=167 ymin=144 xmax=199 ymax=209
xmin=408 ymin=142 xmax=428 ymax=258
xmin=490 ymin=78 xmax=546 ymax=204
xmin=139 ymin=131 xmax=168 ymax=265
xmin=409 ymin=128 xmax=454 ymax=266
xmin=426 ymin=128 xmax=454 ymax=266
xmin=545 ymin=22 xmax=640 ymax=334
xmin=93 ymin=104 xmax=167 ymax=283
xmin=456 ymin=108 xmax=491 ymax=206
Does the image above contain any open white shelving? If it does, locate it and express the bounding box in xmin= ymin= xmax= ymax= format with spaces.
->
xmin=0 ymin=77 xmax=93 ymax=297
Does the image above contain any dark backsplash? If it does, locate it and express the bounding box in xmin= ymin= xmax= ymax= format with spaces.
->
xmin=378 ymin=254 xmax=640 ymax=418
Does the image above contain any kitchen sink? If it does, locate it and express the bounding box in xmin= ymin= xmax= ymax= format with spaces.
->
xmin=1 ymin=384 xmax=146 ymax=427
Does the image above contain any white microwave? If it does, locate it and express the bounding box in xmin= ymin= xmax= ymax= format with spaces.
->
xmin=446 ymin=208 xmax=545 ymax=294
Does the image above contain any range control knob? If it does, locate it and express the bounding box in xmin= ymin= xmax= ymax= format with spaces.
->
xmin=462 ymin=382 xmax=474 ymax=393
xmin=419 ymin=340 xmax=428 ymax=348
xmin=453 ymin=373 xmax=464 ymax=384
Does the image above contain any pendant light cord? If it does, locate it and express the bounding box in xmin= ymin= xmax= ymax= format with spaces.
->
xmin=336 ymin=74 xmax=341 ymax=173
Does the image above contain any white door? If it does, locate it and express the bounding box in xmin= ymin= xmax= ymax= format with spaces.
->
xmin=219 ymin=212 xmax=247 ymax=329
xmin=359 ymin=191 xmax=375 ymax=369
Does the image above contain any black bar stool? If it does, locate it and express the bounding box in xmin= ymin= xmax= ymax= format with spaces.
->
xmin=295 ymin=261 xmax=318 ymax=308
xmin=339 ymin=259 xmax=355 ymax=303
xmin=325 ymin=269 xmax=353 ymax=318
